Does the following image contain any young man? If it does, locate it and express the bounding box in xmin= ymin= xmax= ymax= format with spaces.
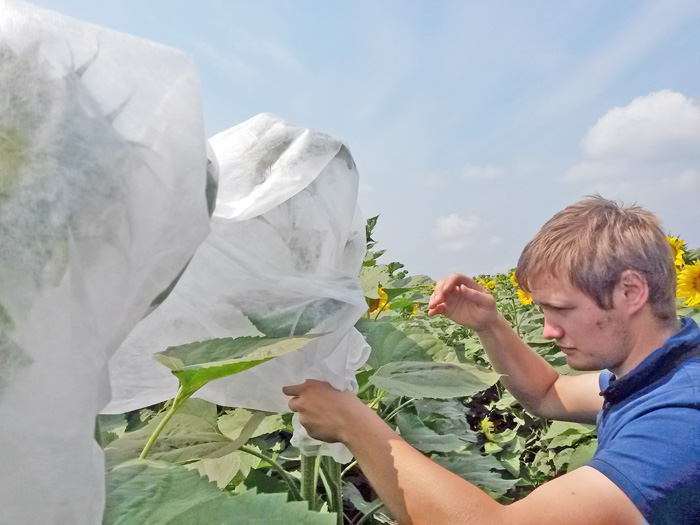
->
xmin=283 ymin=196 xmax=700 ymax=524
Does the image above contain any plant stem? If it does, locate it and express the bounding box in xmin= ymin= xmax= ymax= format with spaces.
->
xmin=301 ymin=454 xmax=320 ymax=510
xmin=510 ymin=297 xmax=521 ymax=338
xmin=321 ymin=457 xmax=343 ymax=525
xmin=357 ymin=380 xmax=373 ymax=398
xmin=94 ymin=416 xmax=103 ymax=448
xmin=355 ymin=500 xmax=386 ymax=525
xmin=372 ymin=297 xmax=392 ymax=321
xmin=139 ymin=385 xmax=187 ymax=460
xmin=318 ymin=465 xmax=332 ymax=507
xmin=340 ymin=460 xmax=357 ymax=478
xmin=382 ymin=397 xmax=416 ymax=423
xmin=367 ymin=390 xmax=386 ymax=410
xmin=238 ymin=446 xmax=303 ymax=502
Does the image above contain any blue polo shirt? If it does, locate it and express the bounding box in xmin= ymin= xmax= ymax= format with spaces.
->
xmin=589 ymin=317 xmax=700 ymax=525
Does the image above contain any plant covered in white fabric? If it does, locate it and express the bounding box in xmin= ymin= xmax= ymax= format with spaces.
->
xmin=0 ymin=1 xmax=211 ymax=523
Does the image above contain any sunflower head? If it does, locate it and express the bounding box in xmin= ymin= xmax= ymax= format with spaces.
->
xmin=479 ymin=416 xmax=495 ymax=440
xmin=677 ymin=261 xmax=700 ymax=307
xmin=406 ymin=303 xmax=418 ymax=318
xmin=510 ymin=271 xmax=533 ymax=305
xmin=667 ymin=235 xmax=686 ymax=268
xmin=509 ymin=271 xmax=518 ymax=288
xmin=517 ymin=288 xmax=533 ymax=306
xmin=368 ymin=285 xmax=388 ymax=314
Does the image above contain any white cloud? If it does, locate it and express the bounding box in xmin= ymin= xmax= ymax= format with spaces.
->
xmin=462 ymin=165 xmax=505 ymax=181
xmin=582 ymin=90 xmax=700 ymax=162
xmin=564 ymin=90 xmax=700 ymax=183
xmin=433 ymin=213 xmax=479 ymax=252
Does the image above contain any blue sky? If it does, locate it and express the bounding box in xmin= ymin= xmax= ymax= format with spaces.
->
xmin=29 ymin=0 xmax=700 ymax=280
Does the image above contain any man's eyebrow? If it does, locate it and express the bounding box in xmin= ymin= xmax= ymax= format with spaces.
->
xmin=535 ymin=300 xmax=568 ymax=309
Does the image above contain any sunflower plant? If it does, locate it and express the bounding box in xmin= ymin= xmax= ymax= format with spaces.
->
xmin=669 ymin=235 xmax=700 ymax=309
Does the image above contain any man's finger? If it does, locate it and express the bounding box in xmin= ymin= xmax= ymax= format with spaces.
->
xmin=442 ymin=273 xmax=472 ymax=293
xmin=282 ymin=384 xmax=302 ymax=396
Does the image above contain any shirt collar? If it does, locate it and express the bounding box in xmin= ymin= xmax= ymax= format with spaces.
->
xmin=600 ymin=317 xmax=700 ymax=406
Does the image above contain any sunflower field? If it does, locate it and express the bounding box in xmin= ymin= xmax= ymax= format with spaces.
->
xmin=99 ymin=219 xmax=700 ymax=524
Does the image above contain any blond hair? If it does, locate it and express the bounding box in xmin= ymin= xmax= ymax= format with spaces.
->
xmin=515 ymin=195 xmax=677 ymax=322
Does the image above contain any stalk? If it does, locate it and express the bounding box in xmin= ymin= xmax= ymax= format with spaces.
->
xmin=340 ymin=460 xmax=357 ymax=479
xmin=510 ymin=296 xmax=522 ymax=338
xmin=355 ymin=500 xmax=385 ymax=525
xmin=321 ymin=456 xmax=343 ymax=525
xmin=301 ymin=454 xmax=320 ymax=510
xmin=356 ymin=380 xmax=373 ymax=398
xmin=139 ymin=385 xmax=187 ymax=460
xmin=94 ymin=416 xmax=103 ymax=448
xmin=373 ymin=302 xmax=389 ymax=321
xmin=382 ymin=397 xmax=416 ymax=422
xmin=367 ymin=390 xmax=386 ymax=410
xmin=238 ymin=446 xmax=303 ymax=502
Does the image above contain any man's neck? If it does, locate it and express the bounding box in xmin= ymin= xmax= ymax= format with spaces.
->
xmin=612 ymin=315 xmax=681 ymax=378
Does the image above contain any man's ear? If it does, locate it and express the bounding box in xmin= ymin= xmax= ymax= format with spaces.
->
xmin=616 ymin=270 xmax=649 ymax=314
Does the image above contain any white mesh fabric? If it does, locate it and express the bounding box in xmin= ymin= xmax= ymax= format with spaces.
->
xmin=0 ymin=1 xmax=210 ymax=523
xmin=105 ymin=113 xmax=370 ymax=462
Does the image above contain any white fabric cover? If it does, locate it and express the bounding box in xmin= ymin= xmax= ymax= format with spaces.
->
xmin=0 ymin=1 xmax=210 ymax=523
xmin=105 ymin=113 xmax=370 ymax=462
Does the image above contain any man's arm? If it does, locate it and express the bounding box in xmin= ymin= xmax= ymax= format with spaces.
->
xmin=429 ymin=274 xmax=602 ymax=423
xmin=284 ymin=380 xmax=644 ymax=525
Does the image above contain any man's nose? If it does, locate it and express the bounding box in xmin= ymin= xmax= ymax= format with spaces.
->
xmin=542 ymin=317 xmax=563 ymax=340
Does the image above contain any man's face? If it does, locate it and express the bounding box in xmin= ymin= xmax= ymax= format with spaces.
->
xmin=529 ymin=272 xmax=631 ymax=374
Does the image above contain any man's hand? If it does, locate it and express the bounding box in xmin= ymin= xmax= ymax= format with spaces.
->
xmin=282 ymin=381 xmax=641 ymax=525
xmin=428 ymin=273 xmax=499 ymax=331
xmin=283 ymin=379 xmax=371 ymax=444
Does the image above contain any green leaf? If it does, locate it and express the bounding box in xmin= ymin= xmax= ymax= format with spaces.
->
xmin=359 ymin=265 xmax=392 ymax=298
xmin=413 ymin=399 xmax=479 ymax=445
xmin=567 ymin=440 xmax=598 ymax=472
xmin=185 ymin=446 xmax=262 ymax=489
xmin=218 ymin=409 xmax=284 ymax=441
xmin=342 ymin=483 xmax=380 ymax=516
xmin=241 ymin=300 xmax=344 ymax=337
xmin=383 ymin=287 xmax=411 ymax=301
xmin=244 ymin=469 xmax=291 ymax=495
xmin=362 ymin=249 xmax=385 ymax=267
xmin=104 ymin=399 xmax=241 ymax=469
xmin=104 ymin=460 xmax=335 ymax=525
xmin=548 ymin=433 xmax=586 ymax=448
xmin=497 ymin=449 xmax=522 ymax=477
xmin=395 ymin=413 xmax=468 ymax=453
xmin=97 ymin=414 xmax=129 ymax=447
xmin=435 ymin=453 xmax=517 ymax=497
xmin=370 ymin=361 xmax=499 ymax=399
xmin=357 ymin=319 xmax=457 ymax=369
xmin=552 ymin=448 xmax=575 ymax=471
xmin=387 ymin=297 xmax=417 ymax=311
xmin=542 ymin=421 xmax=595 ymax=441
xmin=154 ymin=335 xmax=318 ymax=399
xmin=685 ymin=247 xmax=700 ymax=262
xmin=389 ymin=274 xmax=434 ymax=290
xmin=523 ymin=331 xmax=551 ymax=345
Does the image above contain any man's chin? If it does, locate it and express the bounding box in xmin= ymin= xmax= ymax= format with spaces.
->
xmin=566 ymin=356 xmax=600 ymax=372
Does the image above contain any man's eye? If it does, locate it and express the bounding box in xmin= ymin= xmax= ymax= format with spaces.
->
xmin=547 ymin=305 xmax=568 ymax=312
